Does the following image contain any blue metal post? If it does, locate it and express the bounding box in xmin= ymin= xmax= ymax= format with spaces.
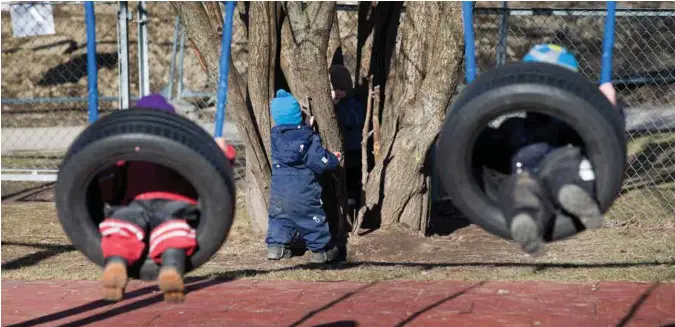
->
xmin=462 ymin=1 xmax=477 ymax=83
xmin=214 ymin=1 xmax=236 ymax=137
xmin=600 ymin=1 xmax=617 ymax=84
xmin=496 ymin=1 xmax=508 ymax=66
xmin=84 ymin=1 xmax=98 ymax=123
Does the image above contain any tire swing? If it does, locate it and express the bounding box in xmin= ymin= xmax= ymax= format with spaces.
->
xmin=435 ymin=61 xmax=626 ymax=242
xmin=55 ymin=108 xmax=236 ymax=280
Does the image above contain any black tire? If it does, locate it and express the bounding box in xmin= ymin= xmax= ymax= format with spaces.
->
xmin=436 ymin=62 xmax=626 ymax=242
xmin=55 ymin=108 xmax=236 ymax=280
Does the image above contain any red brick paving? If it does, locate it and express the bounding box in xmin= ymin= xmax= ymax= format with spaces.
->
xmin=2 ymin=279 xmax=674 ymax=327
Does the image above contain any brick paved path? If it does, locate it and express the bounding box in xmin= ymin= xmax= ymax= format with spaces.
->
xmin=2 ymin=280 xmax=674 ymax=327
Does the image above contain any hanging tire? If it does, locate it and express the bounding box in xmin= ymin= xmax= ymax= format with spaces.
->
xmin=55 ymin=108 xmax=236 ymax=280
xmin=436 ymin=62 xmax=626 ymax=242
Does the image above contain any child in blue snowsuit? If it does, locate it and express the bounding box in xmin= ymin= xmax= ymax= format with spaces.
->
xmin=475 ymin=44 xmax=625 ymax=255
xmin=265 ymin=89 xmax=341 ymax=263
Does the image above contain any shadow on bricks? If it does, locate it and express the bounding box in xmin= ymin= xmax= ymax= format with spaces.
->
xmin=616 ymin=282 xmax=662 ymax=327
xmin=5 ymin=277 xmax=230 ymax=327
xmin=6 ymin=260 xmax=674 ymax=327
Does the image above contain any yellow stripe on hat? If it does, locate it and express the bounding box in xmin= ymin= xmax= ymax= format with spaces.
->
xmin=548 ymin=44 xmax=564 ymax=52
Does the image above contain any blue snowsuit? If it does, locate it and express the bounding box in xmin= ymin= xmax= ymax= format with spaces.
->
xmin=336 ymin=97 xmax=366 ymax=153
xmin=265 ymin=123 xmax=340 ymax=252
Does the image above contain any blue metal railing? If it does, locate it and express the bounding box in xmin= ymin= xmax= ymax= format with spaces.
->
xmin=462 ymin=1 xmax=477 ymax=84
xmin=214 ymin=1 xmax=236 ymax=138
xmin=84 ymin=1 xmax=98 ymax=123
xmin=600 ymin=1 xmax=617 ymax=85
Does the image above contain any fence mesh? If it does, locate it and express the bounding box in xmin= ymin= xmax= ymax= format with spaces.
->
xmin=2 ymin=2 xmax=119 ymax=174
xmin=1 ymin=3 xmax=673 ymax=223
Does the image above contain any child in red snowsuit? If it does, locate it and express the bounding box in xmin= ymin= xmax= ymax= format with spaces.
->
xmin=97 ymin=94 xmax=236 ymax=303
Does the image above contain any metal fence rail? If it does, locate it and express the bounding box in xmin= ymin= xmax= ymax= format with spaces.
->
xmin=1 ymin=3 xmax=673 ymax=222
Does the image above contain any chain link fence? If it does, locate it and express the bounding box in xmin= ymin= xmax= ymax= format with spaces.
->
xmin=2 ymin=3 xmax=673 ymax=223
xmin=2 ymin=2 xmax=119 ymax=176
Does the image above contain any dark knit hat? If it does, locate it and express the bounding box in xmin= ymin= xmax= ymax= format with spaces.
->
xmin=135 ymin=94 xmax=176 ymax=114
xmin=329 ymin=65 xmax=353 ymax=94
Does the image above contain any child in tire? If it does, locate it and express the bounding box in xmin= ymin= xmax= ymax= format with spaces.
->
xmin=265 ymin=89 xmax=342 ymax=263
xmin=96 ymin=94 xmax=237 ymax=303
xmin=475 ymin=44 xmax=625 ymax=255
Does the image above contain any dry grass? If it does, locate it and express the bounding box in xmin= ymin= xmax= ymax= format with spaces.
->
xmin=2 ymin=198 xmax=673 ymax=283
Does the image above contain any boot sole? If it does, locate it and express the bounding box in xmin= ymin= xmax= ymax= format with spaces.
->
xmin=510 ymin=214 xmax=545 ymax=256
xmin=158 ymin=267 xmax=185 ymax=303
xmin=101 ymin=261 xmax=128 ymax=302
xmin=558 ymin=184 xmax=603 ymax=229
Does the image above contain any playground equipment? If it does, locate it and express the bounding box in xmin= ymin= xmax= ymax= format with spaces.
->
xmin=54 ymin=1 xmax=237 ymax=280
xmin=435 ymin=1 xmax=626 ymax=242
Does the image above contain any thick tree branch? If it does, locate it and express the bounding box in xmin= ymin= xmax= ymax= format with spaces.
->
xmin=284 ymin=2 xmax=308 ymax=43
xmin=172 ymin=1 xmax=272 ymax=206
xmin=362 ymin=1 xmax=463 ymax=229
xmin=248 ymin=2 xmax=276 ymax=158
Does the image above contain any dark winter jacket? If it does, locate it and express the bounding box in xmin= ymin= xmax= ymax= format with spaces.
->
xmin=509 ymin=105 xmax=626 ymax=174
xmin=97 ymin=162 xmax=199 ymax=205
xmin=269 ymin=124 xmax=339 ymax=216
xmin=336 ymin=97 xmax=365 ymax=152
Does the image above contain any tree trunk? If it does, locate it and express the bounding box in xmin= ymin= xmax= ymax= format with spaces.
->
xmin=177 ymin=1 xmax=465 ymax=237
xmin=172 ymin=2 xmax=272 ymax=234
xmin=327 ymin=9 xmax=342 ymax=67
xmin=355 ymin=2 xmax=401 ymax=105
xmin=361 ymin=2 xmax=464 ymax=234
xmin=244 ymin=2 xmax=278 ymax=234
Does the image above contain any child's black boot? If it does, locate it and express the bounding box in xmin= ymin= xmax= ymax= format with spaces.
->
xmin=158 ymin=248 xmax=186 ymax=303
xmin=499 ymin=171 xmax=555 ymax=256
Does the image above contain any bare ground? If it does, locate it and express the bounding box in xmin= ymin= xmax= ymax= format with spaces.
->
xmin=2 ymin=193 xmax=673 ymax=283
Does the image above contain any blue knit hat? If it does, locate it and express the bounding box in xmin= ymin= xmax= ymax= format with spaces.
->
xmin=523 ymin=44 xmax=579 ymax=72
xmin=136 ymin=94 xmax=175 ymax=114
xmin=271 ymin=89 xmax=302 ymax=125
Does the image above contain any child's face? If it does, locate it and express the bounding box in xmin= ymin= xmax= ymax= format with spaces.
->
xmin=331 ymin=89 xmax=347 ymax=104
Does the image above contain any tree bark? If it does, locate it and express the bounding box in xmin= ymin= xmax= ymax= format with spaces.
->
xmin=327 ymin=9 xmax=342 ymax=67
xmin=172 ymin=2 xmax=272 ymax=234
xmin=362 ymin=1 xmax=464 ymax=233
xmin=355 ymin=2 xmax=403 ymax=143
xmin=247 ymin=2 xmax=276 ymax=159
xmin=243 ymin=3 xmax=281 ymax=234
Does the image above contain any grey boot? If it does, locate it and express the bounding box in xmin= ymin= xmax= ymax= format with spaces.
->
xmin=538 ymin=147 xmax=603 ymax=230
xmin=310 ymin=246 xmax=339 ymax=263
xmin=499 ymin=172 xmax=554 ymax=256
xmin=267 ymin=246 xmax=292 ymax=260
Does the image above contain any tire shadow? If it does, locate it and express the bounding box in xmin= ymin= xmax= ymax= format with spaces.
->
xmin=1 ymin=241 xmax=75 ymax=271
